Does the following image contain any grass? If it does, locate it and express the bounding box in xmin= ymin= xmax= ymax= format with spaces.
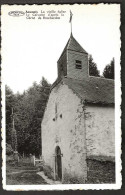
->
xmin=6 ymin=157 xmax=47 ymax=185
xmin=6 ymin=171 xmax=47 ymax=185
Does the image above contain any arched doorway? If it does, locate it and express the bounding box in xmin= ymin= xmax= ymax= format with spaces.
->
xmin=55 ymin=146 xmax=62 ymax=181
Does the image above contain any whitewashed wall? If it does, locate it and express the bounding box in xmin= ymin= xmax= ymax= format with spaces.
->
xmin=42 ymin=83 xmax=87 ymax=183
xmin=85 ymin=105 xmax=115 ymax=159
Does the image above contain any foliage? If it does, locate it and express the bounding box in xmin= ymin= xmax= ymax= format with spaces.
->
xmin=6 ymin=143 xmax=13 ymax=155
xmin=103 ymin=58 xmax=114 ymax=79
xmin=6 ymin=77 xmax=51 ymax=156
xmin=89 ymin=55 xmax=100 ymax=77
xmin=6 ymin=86 xmax=16 ymax=144
xmin=43 ymin=164 xmax=53 ymax=179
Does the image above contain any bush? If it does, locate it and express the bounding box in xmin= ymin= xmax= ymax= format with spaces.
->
xmin=36 ymin=162 xmax=44 ymax=171
xmin=43 ymin=165 xmax=53 ymax=179
xmin=6 ymin=154 xmax=14 ymax=164
xmin=6 ymin=144 xmax=13 ymax=155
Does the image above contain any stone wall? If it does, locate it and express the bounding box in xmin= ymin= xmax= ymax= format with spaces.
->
xmin=67 ymin=50 xmax=88 ymax=80
xmin=86 ymin=159 xmax=115 ymax=183
xmin=85 ymin=104 xmax=115 ymax=159
xmin=42 ymin=83 xmax=87 ymax=183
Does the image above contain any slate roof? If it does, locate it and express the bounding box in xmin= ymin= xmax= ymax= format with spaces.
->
xmin=62 ymin=77 xmax=114 ymax=105
xmin=54 ymin=34 xmax=114 ymax=105
xmin=58 ymin=33 xmax=88 ymax=61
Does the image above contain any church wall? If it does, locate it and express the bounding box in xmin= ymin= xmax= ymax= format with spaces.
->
xmin=85 ymin=105 xmax=115 ymax=160
xmin=41 ymin=83 xmax=87 ymax=183
xmin=57 ymin=52 xmax=67 ymax=79
xmin=85 ymin=105 xmax=115 ymax=183
xmin=67 ymin=50 xmax=88 ymax=80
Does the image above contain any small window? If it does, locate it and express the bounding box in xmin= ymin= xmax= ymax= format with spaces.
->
xmin=75 ymin=60 xmax=82 ymax=69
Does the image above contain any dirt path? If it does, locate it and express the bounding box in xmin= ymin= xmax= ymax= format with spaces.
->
xmin=6 ymin=160 xmax=47 ymax=185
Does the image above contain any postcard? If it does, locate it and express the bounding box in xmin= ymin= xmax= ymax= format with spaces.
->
xmin=1 ymin=4 xmax=121 ymax=190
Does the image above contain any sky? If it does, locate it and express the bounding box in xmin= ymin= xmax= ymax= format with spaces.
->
xmin=2 ymin=4 xmax=120 ymax=93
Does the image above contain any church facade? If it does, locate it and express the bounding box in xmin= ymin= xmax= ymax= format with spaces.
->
xmin=41 ymin=34 xmax=115 ymax=184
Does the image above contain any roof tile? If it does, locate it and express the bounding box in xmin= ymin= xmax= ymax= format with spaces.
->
xmin=63 ymin=77 xmax=114 ymax=105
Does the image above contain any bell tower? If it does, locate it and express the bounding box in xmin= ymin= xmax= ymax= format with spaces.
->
xmin=57 ymin=33 xmax=88 ymax=80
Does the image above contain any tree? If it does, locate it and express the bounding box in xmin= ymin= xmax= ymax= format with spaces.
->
xmin=11 ymin=108 xmax=18 ymax=152
xmin=103 ymin=58 xmax=114 ymax=79
xmin=6 ymin=77 xmax=51 ymax=156
xmin=6 ymin=85 xmax=16 ymax=144
xmin=89 ymin=55 xmax=100 ymax=77
xmin=8 ymin=77 xmax=51 ymax=156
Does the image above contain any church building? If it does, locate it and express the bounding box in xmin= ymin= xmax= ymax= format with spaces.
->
xmin=41 ymin=33 xmax=115 ymax=184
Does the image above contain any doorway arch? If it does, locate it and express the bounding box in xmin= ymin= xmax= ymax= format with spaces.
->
xmin=55 ymin=146 xmax=62 ymax=181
